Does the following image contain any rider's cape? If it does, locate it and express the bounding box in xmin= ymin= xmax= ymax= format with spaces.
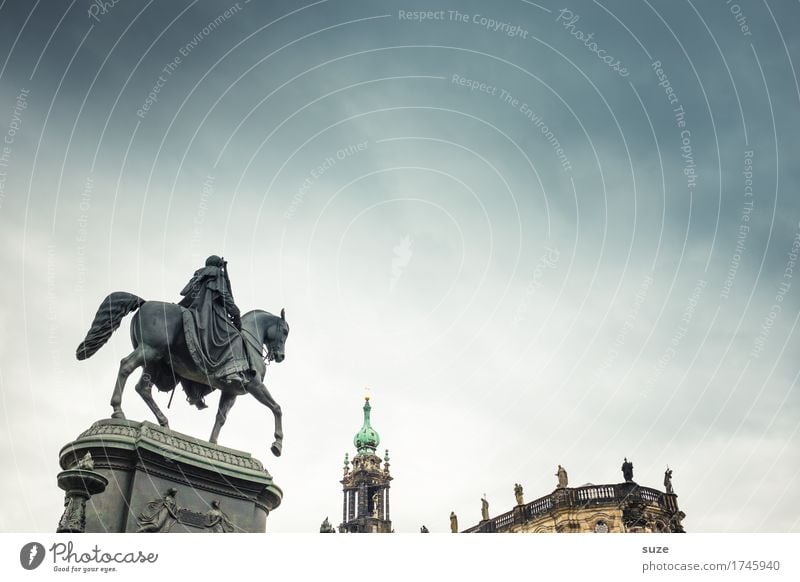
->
xmin=173 ymin=265 xmax=254 ymax=407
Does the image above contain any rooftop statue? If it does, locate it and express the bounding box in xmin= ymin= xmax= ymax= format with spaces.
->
xmin=555 ymin=465 xmax=568 ymax=489
xmin=514 ymin=483 xmax=524 ymax=505
xmin=481 ymin=495 xmax=490 ymax=521
xmin=664 ymin=468 xmax=674 ymax=494
xmin=621 ymin=458 xmax=634 ymax=482
xmin=76 ymin=256 xmax=290 ymax=457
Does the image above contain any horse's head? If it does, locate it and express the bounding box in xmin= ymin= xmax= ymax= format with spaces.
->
xmin=264 ymin=308 xmax=289 ymax=363
xmin=243 ymin=308 xmax=290 ymax=364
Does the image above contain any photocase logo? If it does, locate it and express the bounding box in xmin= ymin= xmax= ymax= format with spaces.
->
xmin=19 ymin=542 xmax=45 ymax=570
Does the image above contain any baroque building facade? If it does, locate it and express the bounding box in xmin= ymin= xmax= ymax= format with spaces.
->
xmin=460 ymin=461 xmax=686 ymax=533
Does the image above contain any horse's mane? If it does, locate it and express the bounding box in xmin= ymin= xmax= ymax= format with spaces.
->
xmin=243 ymin=309 xmax=275 ymax=318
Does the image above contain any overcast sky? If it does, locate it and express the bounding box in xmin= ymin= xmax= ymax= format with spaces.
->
xmin=0 ymin=0 xmax=798 ymax=534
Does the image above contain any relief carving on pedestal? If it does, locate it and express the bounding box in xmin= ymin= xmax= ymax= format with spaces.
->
xmin=136 ymin=489 xmax=234 ymax=533
xmin=58 ymin=496 xmax=87 ymax=532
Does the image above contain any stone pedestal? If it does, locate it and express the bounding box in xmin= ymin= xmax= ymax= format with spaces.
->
xmin=58 ymin=419 xmax=281 ymax=533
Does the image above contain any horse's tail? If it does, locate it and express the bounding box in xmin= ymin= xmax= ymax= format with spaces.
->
xmin=76 ymin=292 xmax=145 ymax=360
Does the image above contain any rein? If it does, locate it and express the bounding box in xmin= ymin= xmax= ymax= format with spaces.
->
xmin=241 ymin=325 xmax=272 ymax=366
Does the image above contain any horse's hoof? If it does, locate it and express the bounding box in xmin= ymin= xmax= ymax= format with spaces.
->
xmin=271 ymin=442 xmax=282 ymax=457
xmin=111 ymin=411 xmax=126 ymax=420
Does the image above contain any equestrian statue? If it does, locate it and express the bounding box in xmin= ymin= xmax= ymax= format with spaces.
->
xmin=75 ymin=255 xmax=289 ymax=457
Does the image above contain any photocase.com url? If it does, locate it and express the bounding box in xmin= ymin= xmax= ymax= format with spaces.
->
xmin=643 ymin=560 xmax=781 ymax=574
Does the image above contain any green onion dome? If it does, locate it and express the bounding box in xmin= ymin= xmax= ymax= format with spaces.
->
xmin=353 ymin=396 xmax=380 ymax=455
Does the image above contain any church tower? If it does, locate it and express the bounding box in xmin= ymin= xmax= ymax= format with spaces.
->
xmin=339 ymin=396 xmax=392 ymax=533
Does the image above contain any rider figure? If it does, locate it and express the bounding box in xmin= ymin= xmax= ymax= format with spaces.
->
xmin=179 ymin=255 xmax=241 ymax=330
xmin=178 ymin=256 xmax=253 ymax=407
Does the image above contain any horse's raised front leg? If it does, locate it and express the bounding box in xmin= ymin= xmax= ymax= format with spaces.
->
xmin=135 ymin=372 xmax=169 ymax=428
xmin=246 ymin=381 xmax=283 ymax=457
xmin=110 ymin=348 xmax=148 ymax=419
xmin=210 ymin=390 xmax=237 ymax=444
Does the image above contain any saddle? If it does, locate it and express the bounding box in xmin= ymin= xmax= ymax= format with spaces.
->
xmin=149 ymin=307 xmax=255 ymax=409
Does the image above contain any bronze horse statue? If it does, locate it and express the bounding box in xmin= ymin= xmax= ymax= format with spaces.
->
xmin=76 ymin=292 xmax=289 ymax=456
